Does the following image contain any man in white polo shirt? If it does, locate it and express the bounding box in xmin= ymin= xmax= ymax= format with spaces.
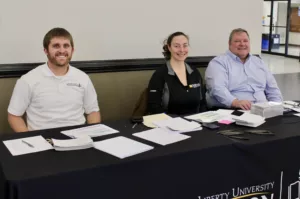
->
xmin=8 ymin=28 xmax=101 ymax=132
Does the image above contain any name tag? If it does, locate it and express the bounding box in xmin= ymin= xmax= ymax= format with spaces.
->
xmin=66 ymin=82 xmax=81 ymax=87
xmin=189 ymin=83 xmax=201 ymax=88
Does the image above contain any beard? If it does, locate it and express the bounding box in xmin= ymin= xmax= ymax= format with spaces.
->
xmin=47 ymin=53 xmax=72 ymax=67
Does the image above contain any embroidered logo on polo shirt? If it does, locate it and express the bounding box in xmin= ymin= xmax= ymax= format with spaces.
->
xmin=189 ymin=83 xmax=200 ymax=88
xmin=66 ymin=82 xmax=81 ymax=87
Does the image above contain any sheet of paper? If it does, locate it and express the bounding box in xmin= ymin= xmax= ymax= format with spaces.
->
xmin=133 ymin=128 xmax=190 ymax=146
xmin=292 ymin=107 xmax=300 ymax=113
xmin=93 ymin=136 xmax=153 ymax=159
xmin=236 ymin=120 xmax=266 ymax=128
xmin=3 ymin=136 xmax=53 ymax=156
xmin=215 ymin=109 xmax=234 ymax=115
xmin=143 ymin=113 xmax=171 ymax=128
xmin=61 ymin=124 xmax=119 ymax=138
xmin=184 ymin=111 xmax=224 ymax=123
xmin=232 ymin=113 xmax=265 ymax=123
xmin=153 ymin=117 xmax=202 ymax=133
xmin=215 ymin=109 xmax=235 ymax=123
xmin=239 ymin=110 xmax=251 ymax=113
xmin=52 ymin=136 xmax=93 ymax=148
xmin=232 ymin=113 xmax=265 ymax=127
xmin=283 ymin=101 xmax=299 ymax=109
xmin=294 ymin=113 xmax=300 ymax=117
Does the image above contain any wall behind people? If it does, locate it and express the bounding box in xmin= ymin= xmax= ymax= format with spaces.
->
xmin=0 ymin=0 xmax=262 ymax=64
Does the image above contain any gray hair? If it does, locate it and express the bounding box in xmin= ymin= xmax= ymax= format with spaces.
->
xmin=229 ymin=28 xmax=249 ymax=43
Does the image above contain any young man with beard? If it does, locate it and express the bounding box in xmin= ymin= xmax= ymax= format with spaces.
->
xmin=8 ymin=28 xmax=101 ymax=132
xmin=205 ymin=28 xmax=282 ymax=110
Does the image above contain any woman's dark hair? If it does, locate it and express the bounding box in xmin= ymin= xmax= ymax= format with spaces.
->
xmin=162 ymin=32 xmax=189 ymax=60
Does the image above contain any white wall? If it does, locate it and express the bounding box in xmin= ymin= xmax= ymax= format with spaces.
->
xmin=0 ymin=0 xmax=262 ymax=64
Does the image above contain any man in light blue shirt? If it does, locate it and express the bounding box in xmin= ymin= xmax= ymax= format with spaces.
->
xmin=205 ymin=28 xmax=282 ymax=110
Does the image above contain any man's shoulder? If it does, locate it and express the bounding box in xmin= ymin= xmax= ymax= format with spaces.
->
xmin=208 ymin=53 xmax=231 ymax=69
xmin=68 ymin=65 xmax=91 ymax=85
xmin=211 ymin=53 xmax=231 ymax=62
xmin=250 ymin=55 xmax=264 ymax=64
xmin=69 ymin=65 xmax=89 ymax=78
xmin=20 ymin=64 xmax=46 ymax=84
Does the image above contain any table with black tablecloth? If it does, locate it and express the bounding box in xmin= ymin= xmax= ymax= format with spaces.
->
xmin=1 ymin=114 xmax=300 ymax=199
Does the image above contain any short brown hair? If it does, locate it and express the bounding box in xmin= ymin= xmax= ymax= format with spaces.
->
xmin=43 ymin=28 xmax=74 ymax=50
xmin=229 ymin=28 xmax=249 ymax=43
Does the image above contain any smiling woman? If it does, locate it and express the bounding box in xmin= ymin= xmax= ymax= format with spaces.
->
xmin=147 ymin=32 xmax=207 ymax=115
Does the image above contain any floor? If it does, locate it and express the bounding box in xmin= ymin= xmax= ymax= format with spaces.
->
xmin=262 ymin=53 xmax=300 ymax=74
xmin=261 ymin=53 xmax=300 ymax=100
xmin=262 ymin=45 xmax=300 ymax=57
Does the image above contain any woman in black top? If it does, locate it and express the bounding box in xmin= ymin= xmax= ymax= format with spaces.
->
xmin=147 ymin=32 xmax=207 ymax=115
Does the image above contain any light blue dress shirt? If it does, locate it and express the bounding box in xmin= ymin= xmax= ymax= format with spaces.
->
xmin=205 ymin=50 xmax=282 ymax=108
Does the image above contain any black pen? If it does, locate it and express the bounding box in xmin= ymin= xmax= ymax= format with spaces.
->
xmin=22 ymin=140 xmax=34 ymax=148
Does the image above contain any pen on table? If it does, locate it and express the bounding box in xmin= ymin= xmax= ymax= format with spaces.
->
xmin=22 ymin=140 xmax=34 ymax=148
xmin=132 ymin=123 xmax=137 ymax=129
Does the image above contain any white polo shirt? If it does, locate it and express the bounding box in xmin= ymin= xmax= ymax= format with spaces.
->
xmin=8 ymin=63 xmax=100 ymax=131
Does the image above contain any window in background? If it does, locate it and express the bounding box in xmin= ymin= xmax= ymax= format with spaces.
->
xmin=288 ymin=3 xmax=300 ymax=56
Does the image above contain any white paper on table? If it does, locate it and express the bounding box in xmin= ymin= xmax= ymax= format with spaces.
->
xmin=3 ymin=136 xmax=53 ymax=156
xmin=215 ymin=109 xmax=234 ymax=115
xmin=232 ymin=112 xmax=265 ymax=127
xmin=184 ymin=111 xmax=224 ymax=123
xmin=142 ymin=113 xmax=171 ymax=128
xmin=93 ymin=136 xmax=153 ymax=159
xmin=291 ymin=107 xmax=300 ymax=113
xmin=61 ymin=124 xmax=119 ymax=138
xmin=215 ymin=109 xmax=235 ymax=123
xmin=51 ymin=136 xmax=94 ymax=151
xmin=133 ymin=128 xmax=190 ymax=146
xmin=152 ymin=117 xmax=202 ymax=133
xmin=236 ymin=120 xmax=266 ymax=128
xmin=283 ymin=101 xmax=299 ymax=109
xmin=294 ymin=113 xmax=300 ymax=117
xmin=232 ymin=113 xmax=265 ymax=123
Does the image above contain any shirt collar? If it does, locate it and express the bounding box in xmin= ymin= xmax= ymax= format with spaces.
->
xmin=166 ymin=60 xmax=193 ymax=76
xmin=42 ymin=62 xmax=73 ymax=77
xmin=226 ymin=50 xmax=252 ymax=62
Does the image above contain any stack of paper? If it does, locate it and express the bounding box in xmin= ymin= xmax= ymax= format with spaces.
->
xmin=61 ymin=124 xmax=119 ymax=138
xmin=283 ymin=101 xmax=300 ymax=112
xmin=93 ymin=136 xmax=153 ymax=159
xmin=153 ymin=117 xmax=202 ymax=133
xmin=231 ymin=113 xmax=265 ymax=127
xmin=133 ymin=128 xmax=190 ymax=146
xmin=143 ymin=113 xmax=171 ymax=128
xmin=3 ymin=136 xmax=53 ymax=156
xmin=185 ymin=111 xmax=225 ymax=123
xmin=251 ymin=101 xmax=283 ymax=118
xmin=215 ymin=109 xmax=235 ymax=123
xmin=51 ymin=136 xmax=93 ymax=151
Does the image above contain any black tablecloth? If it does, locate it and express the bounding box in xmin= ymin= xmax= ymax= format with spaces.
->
xmin=1 ymin=114 xmax=300 ymax=199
